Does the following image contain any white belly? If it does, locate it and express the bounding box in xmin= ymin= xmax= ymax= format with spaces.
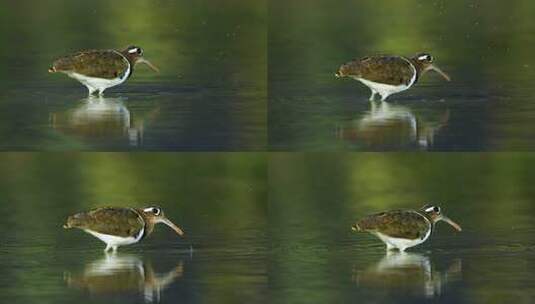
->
xmin=357 ymin=78 xmax=410 ymax=98
xmin=85 ymin=228 xmax=143 ymax=247
xmin=374 ymin=228 xmax=431 ymax=251
xmin=68 ymin=71 xmax=128 ymax=93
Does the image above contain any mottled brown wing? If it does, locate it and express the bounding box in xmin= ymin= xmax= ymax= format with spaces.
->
xmin=357 ymin=210 xmax=429 ymax=240
xmin=52 ymin=50 xmax=129 ymax=79
xmin=66 ymin=207 xmax=144 ymax=237
xmin=343 ymin=56 xmax=414 ymax=86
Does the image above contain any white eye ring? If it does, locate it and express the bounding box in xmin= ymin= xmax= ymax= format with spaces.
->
xmin=418 ymin=54 xmax=431 ymax=61
xmin=144 ymin=207 xmax=160 ymax=215
xmin=425 ymin=206 xmax=439 ymax=213
xmin=128 ymin=48 xmax=139 ymax=54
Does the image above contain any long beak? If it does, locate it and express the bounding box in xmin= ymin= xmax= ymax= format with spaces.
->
xmin=441 ymin=216 xmax=462 ymax=232
xmin=428 ymin=65 xmax=450 ymax=81
xmin=137 ymin=58 xmax=160 ymax=73
xmin=159 ymin=218 xmax=185 ymax=237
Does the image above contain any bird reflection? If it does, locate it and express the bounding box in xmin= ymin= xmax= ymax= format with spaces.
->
xmin=336 ymin=101 xmax=449 ymax=149
xmin=352 ymin=252 xmax=462 ymax=298
xmin=64 ymin=253 xmax=183 ymax=303
xmin=49 ymin=96 xmax=147 ymax=147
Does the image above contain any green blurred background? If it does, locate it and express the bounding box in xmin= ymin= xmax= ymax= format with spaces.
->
xmin=0 ymin=153 xmax=267 ymax=303
xmin=0 ymin=0 xmax=266 ymax=150
xmin=269 ymin=0 xmax=535 ymax=151
xmin=269 ymin=153 xmax=535 ymax=303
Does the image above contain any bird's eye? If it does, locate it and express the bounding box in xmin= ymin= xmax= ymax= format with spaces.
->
xmin=137 ymin=48 xmax=143 ymax=55
xmin=433 ymin=206 xmax=440 ymax=213
xmin=418 ymin=54 xmax=432 ymax=62
xmin=152 ymin=207 xmax=160 ymax=215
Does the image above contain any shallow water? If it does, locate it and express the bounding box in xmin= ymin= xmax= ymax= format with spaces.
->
xmin=0 ymin=154 xmax=267 ymax=303
xmin=269 ymin=153 xmax=535 ymax=303
xmin=268 ymin=0 xmax=535 ymax=151
xmin=0 ymin=0 xmax=266 ymax=151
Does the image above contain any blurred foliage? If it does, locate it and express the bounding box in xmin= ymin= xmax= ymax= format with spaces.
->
xmin=269 ymin=0 xmax=535 ymax=150
xmin=0 ymin=153 xmax=267 ymax=303
xmin=0 ymin=0 xmax=266 ymax=150
xmin=269 ymin=153 xmax=535 ymax=303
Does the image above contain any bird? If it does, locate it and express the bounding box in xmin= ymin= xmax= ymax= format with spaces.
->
xmin=335 ymin=53 xmax=451 ymax=101
xmin=49 ymin=45 xmax=159 ymax=95
xmin=64 ymin=206 xmax=184 ymax=252
xmin=352 ymin=204 xmax=461 ymax=251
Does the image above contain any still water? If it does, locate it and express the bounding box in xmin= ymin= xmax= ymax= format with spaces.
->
xmin=0 ymin=153 xmax=267 ymax=303
xmin=269 ymin=0 xmax=535 ymax=151
xmin=0 ymin=0 xmax=266 ymax=150
xmin=269 ymin=153 xmax=535 ymax=303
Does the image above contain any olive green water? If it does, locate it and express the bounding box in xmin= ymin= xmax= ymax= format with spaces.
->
xmin=0 ymin=0 xmax=266 ymax=150
xmin=269 ymin=0 xmax=535 ymax=151
xmin=0 ymin=153 xmax=267 ymax=303
xmin=1 ymin=153 xmax=535 ymax=303
xmin=269 ymin=153 xmax=535 ymax=303
xmin=2 ymin=0 xmax=535 ymax=303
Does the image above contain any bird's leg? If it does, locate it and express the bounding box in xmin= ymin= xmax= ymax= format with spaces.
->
xmin=104 ymin=244 xmax=112 ymax=252
xmin=86 ymin=85 xmax=97 ymax=96
xmin=112 ymin=246 xmax=118 ymax=253
xmin=370 ymin=99 xmax=378 ymax=113
xmin=380 ymin=93 xmax=390 ymax=102
xmin=386 ymin=243 xmax=397 ymax=251
xmin=369 ymin=90 xmax=377 ymax=101
xmin=98 ymin=88 xmax=105 ymax=96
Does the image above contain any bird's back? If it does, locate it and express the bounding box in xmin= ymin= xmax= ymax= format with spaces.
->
xmin=340 ymin=56 xmax=415 ymax=86
xmin=64 ymin=207 xmax=144 ymax=238
xmin=356 ymin=210 xmax=429 ymax=240
xmin=50 ymin=50 xmax=129 ymax=80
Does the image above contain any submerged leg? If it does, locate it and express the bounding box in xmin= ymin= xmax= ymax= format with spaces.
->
xmin=380 ymin=93 xmax=390 ymax=102
xmin=104 ymin=244 xmax=112 ymax=252
xmin=98 ymin=88 xmax=105 ymax=96
xmin=369 ymin=90 xmax=377 ymax=101
xmin=112 ymin=246 xmax=118 ymax=253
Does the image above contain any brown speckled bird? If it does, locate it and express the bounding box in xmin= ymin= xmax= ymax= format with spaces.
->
xmin=352 ymin=204 xmax=461 ymax=251
xmin=64 ymin=206 xmax=184 ymax=252
xmin=49 ymin=46 xmax=159 ymax=95
xmin=335 ymin=53 xmax=450 ymax=101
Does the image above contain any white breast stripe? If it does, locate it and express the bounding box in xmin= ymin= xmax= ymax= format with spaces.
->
xmin=400 ymin=57 xmax=417 ymax=88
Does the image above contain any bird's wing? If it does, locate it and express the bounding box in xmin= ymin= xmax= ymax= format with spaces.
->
xmin=52 ymin=50 xmax=129 ymax=79
xmin=357 ymin=210 xmax=429 ymax=239
xmin=67 ymin=207 xmax=144 ymax=237
xmin=343 ymin=56 xmax=415 ymax=86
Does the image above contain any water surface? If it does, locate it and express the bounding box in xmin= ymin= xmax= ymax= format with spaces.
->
xmin=0 ymin=0 xmax=266 ymax=150
xmin=269 ymin=153 xmax=535 ymax=303
xmin=0 ymin=153 xmax=267 ymax=303
xmin=269 ymin=0 xmax=535 ymax=151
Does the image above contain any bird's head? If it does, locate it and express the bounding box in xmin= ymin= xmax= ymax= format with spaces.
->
xmin=122 ymin=46 xmax=160 ymax=72
xmin=420 ymin=204 xmax=461 ymax=231
xmin=412 ymin=53 xmax=450 ymax=81
xmin=141 ymin=206 xmax=184 ymax=237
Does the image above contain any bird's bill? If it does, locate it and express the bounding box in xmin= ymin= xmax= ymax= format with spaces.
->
xmin=428 ymin=64 xmax=451 ymax=81
xmin=335 ymin=72 xmax=342 ymax=78
xmin=158 ymin=218 xmax=185 ymax=237
xmin=441 ymin=216 xmax=462 ymax=232
xmin=137 ymin=58 xmax=160 ymax=73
